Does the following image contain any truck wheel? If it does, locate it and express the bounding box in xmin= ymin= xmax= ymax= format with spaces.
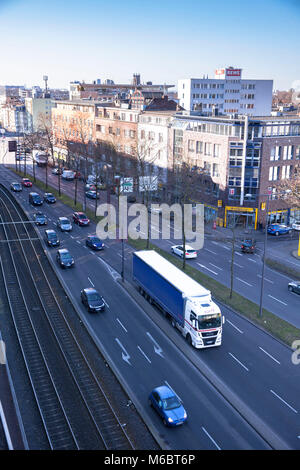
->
xmin=171 ymin=319 xmax=176 ymax=328
xmin=186 ymin=334 xmax=192 ymax=346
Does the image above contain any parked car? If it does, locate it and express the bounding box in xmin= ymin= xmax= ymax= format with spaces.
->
xmin=292 ymin=221 xmax=300 ymax=231
xmin=57 ymin=217 xmax=72 ymax=231
xmin=29 ymin=192 xmax=43 ymax=205
xmin=62 ymin=170 xmax=75 ymax=181
xmin=241 ymin=239 xmax=256 ymax=254
xmin=85 ymin=183 xmax=96 ymax=191
xmin=56 ymin=249 xmax=75 ymax=268
xmin=21 ymin=178 xmax=32 ymax=187
xmin=85 ymin=190 xmax=99 ymax=200
xmin=267 ymin=224 xmax=292 ymax=236
xmin=80 ymin=287 xmax=105 ymax=312
xmin=52 ymin=168 xmax=62 ymax=175
xmin=10 ymin=182 xmax=22 ymax=192
xmin=33 ymin=212 xmax=47 ymax=226
xmin=171 ymin=244 xmax=197 ymax=259
xmin=44 ymin=192 xmax=56 ymax=204
xmin=288 ymin=280 xmax=300 ymax=295
xmin=73 ymin=212 xmax=90 ymax=226
xmin=44 ymin=229 xmax=60 ymax=247
xmin=127 ymin=194 xmax=136 ymax=203
xmin=148 ymin=385 xmax=187 ymax=427
xmin=86 ymin=236 xmax=104 ymax=250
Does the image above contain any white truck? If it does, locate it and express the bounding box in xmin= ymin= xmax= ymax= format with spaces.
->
xmin=133 ymin=250 xmax=224 ymax=348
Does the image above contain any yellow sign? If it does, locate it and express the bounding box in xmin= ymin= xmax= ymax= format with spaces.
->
xmin=226 ymin=206 xmax=255 ymax=213
xmin=261 ymin=202 xmax=266 ymax=211
xmin=218 ymin=200 xmax=222 ymax=207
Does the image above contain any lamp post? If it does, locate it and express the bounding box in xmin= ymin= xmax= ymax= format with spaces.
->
xmin=258 ymin=193 xmax=270 ymax=318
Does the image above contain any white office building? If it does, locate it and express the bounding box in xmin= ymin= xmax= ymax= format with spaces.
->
xmin=178 ymin=67 xmax=273 ymax=116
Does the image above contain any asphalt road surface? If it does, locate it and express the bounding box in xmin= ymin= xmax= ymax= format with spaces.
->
xmin=1 ymin=163 xmax=299 ymax=450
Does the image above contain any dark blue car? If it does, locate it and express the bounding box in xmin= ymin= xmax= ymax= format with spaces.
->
xmin=149 ymin=385 xmax=187 ymax=427
xmin=85 ymin=235 xmax=104 ymax=250
xmin=44 ymin=192 xmax=56 ymax=203
xmin=267 ymin=224 xmax=292 ymax=236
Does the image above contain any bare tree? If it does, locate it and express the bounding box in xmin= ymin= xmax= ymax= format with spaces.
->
xmin=277 ymin=163 xmax=300 ymax=208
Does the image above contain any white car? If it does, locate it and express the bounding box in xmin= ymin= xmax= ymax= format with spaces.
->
xmin=171 ymin=245 xmax=197 ymax=259
xmin=57 ymin=217 xmax=73 ymax=232
xmin=292 ymin=221 xmax=300 ymax=231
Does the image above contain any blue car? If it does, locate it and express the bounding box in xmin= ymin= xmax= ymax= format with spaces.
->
xmin=148 ymin=385 xmax=187 ymax=427
xmin=85 ymin=235 xmax=104 ymax=250
xmin=267 ymin=224 xmax=292 ymax=236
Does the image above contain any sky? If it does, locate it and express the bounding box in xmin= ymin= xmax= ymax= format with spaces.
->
xmin=0 ymin=0 xmax=299 ymax=91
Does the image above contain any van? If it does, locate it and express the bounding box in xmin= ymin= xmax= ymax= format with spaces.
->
xmin=29 ymin=192 xmax=43 ymax=206
xmin=62 ymin=170 xmax=75 ymax=181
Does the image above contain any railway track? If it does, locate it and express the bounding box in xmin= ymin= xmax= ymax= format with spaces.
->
xmin=0 ymin=184 xmax=135 ymax=450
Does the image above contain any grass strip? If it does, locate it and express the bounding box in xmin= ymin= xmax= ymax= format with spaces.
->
xmin=128 ymin=237 xmax=299 ymax=347
xmin=265 ymin=257 xmax=300 ymax=281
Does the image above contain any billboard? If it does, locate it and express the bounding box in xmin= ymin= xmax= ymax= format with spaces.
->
xmin=139 ymin=176 xmax=158 ymax=192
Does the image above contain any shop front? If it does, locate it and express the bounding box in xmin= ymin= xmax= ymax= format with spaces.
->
xmin=224 ymin=206 xmax=258 ymax=230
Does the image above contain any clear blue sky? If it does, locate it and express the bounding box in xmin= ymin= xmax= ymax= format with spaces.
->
xmin=0 ymin=0 xmax=299 ymax=90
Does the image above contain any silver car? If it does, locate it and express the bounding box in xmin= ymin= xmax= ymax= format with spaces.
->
xmin=57 ymin=217 xmax=72 ymax=232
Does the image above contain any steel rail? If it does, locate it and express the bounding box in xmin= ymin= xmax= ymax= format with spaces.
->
xmin=0 ymin=185 xmax=135 ymax=450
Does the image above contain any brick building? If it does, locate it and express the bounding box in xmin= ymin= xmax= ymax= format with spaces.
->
xmin=169 ymin=112 xmax=300 ymax=228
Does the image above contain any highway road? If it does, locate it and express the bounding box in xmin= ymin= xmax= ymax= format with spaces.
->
xmin=3 ymin=144 xmax=300 ymax=329
xmin=1 ymin=162 xmax=299 ymax=450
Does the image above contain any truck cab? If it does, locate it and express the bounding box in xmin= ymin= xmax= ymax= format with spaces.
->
xmin=184 ymin=298 xmax=223 ymax=348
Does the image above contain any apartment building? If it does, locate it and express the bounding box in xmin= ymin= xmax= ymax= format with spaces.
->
xmin=52 ymin=100 xmax=96 ymax=163
xmin=25 ymin=97 xmax=54 ymax=132
xmin=0 ymin=103 xmax=27 ymax=133
xmin=178 ymin=67 xmax=273 ymax=116
xmin=170 ymin=112 xmax=300 ymax=228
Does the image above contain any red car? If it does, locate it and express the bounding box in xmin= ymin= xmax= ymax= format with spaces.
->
xmin=73 ymin=212 xmax=90 ymax=226
xmin=22 ymin=178 xmax=32 ymax=187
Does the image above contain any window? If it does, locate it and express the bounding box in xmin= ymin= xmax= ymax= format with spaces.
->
xmin=204 ymin=142 xmax=212 ymax=155
xmin=196 ymin=141 xmax=203 ymax=154
xmin=270 ymin=146 xmax=281 ymax=161
xmin=141 ymin=130 xmax=145 ymax=139
xmin=188 ymin=140 xmax=194 ymax=152
xmin=213 ymin=144 xmax=220 ymax=157
xmin=212 ymin=163 xmax=219 ymax=177
xmin=269 ymin=166 xmax=279 ymax=181
xmin=283 ymin=145 xmax=293 ymax=160
xmin=158 ymin=133 xmax=163 ymax=143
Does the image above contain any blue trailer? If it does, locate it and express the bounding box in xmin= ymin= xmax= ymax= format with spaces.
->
xmin=133 ymin=250 xmax=224 ymax=348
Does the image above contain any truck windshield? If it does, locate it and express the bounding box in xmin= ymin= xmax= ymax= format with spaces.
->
xmin=198 ymin=313 xmax=221 ymax=329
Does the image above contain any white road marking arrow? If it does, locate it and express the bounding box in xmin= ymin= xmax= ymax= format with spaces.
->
xmin=146 ymin=332 xmax=164 ymax=358
xmin=115 ymin=338 xmax=131 ymax=365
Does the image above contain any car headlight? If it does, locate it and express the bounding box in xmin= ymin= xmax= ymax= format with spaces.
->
xmin=183 ymin=412 xmax=187 ymax=419
xmin=167 ymin=417 xmax=173 ymax=423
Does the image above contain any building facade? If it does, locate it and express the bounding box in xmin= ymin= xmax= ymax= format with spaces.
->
xmin=178 ymin=67 xmax=273 ymax=116
xmin=170 ymin=112 xmax=300 ymax=228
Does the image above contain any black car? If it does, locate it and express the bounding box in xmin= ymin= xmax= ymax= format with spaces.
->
xmin=45 ymin=229 xmax=60 ymax=247
xmin=56 ymin=249 xmax=75 ymax=268
xmin=241 ymin=239 xmax=256 ymax=254
xmin=44 ymin=192 xmax=56 ymax=204
xmin=85 ymin=236 xmax=104 ymax=250
xmin=288 ymin=281 xmax=300 ymax=295
xmin=80 ymin=288 xmax=105 ymax=313
xmin=34 ymin=212 xmax=47 ymax=225
xmin=10 ymin=182 xmax=22 ymax=192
